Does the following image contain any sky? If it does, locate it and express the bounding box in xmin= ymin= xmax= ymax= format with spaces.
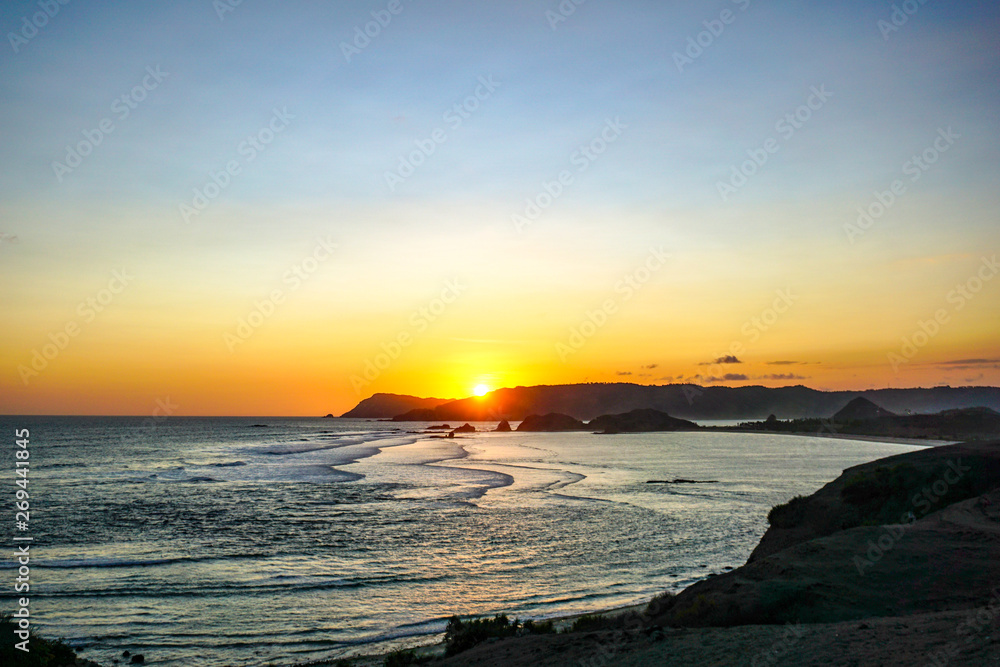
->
xmin=1 ymin=0 xmax=998 ymax=416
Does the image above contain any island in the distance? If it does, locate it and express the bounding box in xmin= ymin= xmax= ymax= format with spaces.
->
xmin=340 ymin=383 xmax=1000 ymax=422
xmin=336 ymin=384 xmax=1000 ymax=442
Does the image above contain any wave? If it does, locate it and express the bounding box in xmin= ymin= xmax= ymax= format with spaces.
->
xmin=32 ymin=573 xmax=453 ymax=599
xmin=0 ymin=552 xmax=283 ymax=570
xmin=1 ymin=556 xmax=206 ymax=570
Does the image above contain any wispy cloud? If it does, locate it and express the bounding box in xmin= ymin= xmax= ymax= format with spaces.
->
xmin=890 ymin=253 xmax=973 ymax=269
xmin=700 ymin=355 xmax=742 ymax=366
xmin=760 ymin=373 xmax=808 ymax=380
xmin=448 ymin=338 xmax=530 ymax=345
xmin=702 ymin=373 xmax=749 ymax=383
xmin=935 ymin=358 xmax=1000 ymax=367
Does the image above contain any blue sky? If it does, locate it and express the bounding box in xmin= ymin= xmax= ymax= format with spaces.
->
xmin=2 ymin=0 xmax=999 ymax=414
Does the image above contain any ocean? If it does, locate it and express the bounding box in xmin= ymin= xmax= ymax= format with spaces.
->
xmin=0 ymin=417 xmax=921 ymax=666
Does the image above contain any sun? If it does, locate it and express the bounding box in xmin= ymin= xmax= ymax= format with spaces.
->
xmin=473 ymin=384 xmax=490 ymax=397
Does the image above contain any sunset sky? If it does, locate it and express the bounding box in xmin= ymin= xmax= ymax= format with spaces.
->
xmin=1 ymin=0 xmax=998 ymax=416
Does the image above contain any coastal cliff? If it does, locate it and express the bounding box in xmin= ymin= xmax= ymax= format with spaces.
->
xmin=415 ymin=440 xmax=1000 ymax=666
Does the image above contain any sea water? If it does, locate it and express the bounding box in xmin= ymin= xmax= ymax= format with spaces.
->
xmin=0 ymin=417 xmax=920 ymax=666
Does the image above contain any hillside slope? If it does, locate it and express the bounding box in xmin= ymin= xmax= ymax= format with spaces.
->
xmin=340 ymin=393 xmax=454 ymax=418
xmin=365 ymin=383 xmax=1000 ymax=421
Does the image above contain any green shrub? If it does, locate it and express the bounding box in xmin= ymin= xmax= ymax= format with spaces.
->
xmin=444 ymin=614 xmax=520 ymax=656
xmin=569 ymin=614 xmax=604 ymax=633
xmin=0 ymin=613 xmax=80 ymax=667
xmin=383 ymin=649 xmax=428 ymax=666
xmin=767 ymin=494 xmax=810 ymax=528
xmin=672 ymin=594 xmax=717 ymax=626
xmin=646 ymin=590 xmax=675 ymax=617
xmin=521 ymin=619 xmax=554 ymax=634
xmin=569 ymin=610 xmax=643 ymax=633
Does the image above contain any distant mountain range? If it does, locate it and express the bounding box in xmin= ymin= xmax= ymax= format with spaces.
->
xmin=339 ymin=384 xmax=1000 ymax=421
xmin=340 ymin=393 xmax=454 ymax=418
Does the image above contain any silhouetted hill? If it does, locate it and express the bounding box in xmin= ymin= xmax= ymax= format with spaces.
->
xmin=363 ymin=383 xmax=1000 ymax=421
xmin=833 ymin=397 xmax=896 ymax=421
xmin=588 ymin=409 xmax=697 ymax=434
xmin=736 ymin=406 xmax=1000 ymax=441
xmin=649 ymin=440 xmax=1000 ymax=630
xmin=340 ymin=393 xmax=454 ymax=418
xmin=516 ymin=413 xmax=587 ymax=431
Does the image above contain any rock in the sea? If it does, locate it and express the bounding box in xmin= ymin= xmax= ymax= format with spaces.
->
xmin=588 ymin=408 xmax=697 ymax=434
xmin=494 ymin=419 xmax=512 ymax=432
xmin=516 ymin=413 xmax=587 ymax=431
xmin=323 ymin=413 xmax=334 ymax=418
xmin=452 ymin=423 xmax=476 ymax=433
xmin=428 ymin=424 xmax=452 ymax=430
xmin=130 ymin=655 xmax=145 ymax=664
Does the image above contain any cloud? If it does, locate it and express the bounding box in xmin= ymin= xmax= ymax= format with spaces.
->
xmin=936 ymin=358 xmax=1000 ymax=367
xmin=702 ymin=373 xmax=749 ymax=383
xmin=616 ymin=371 xmax=633 ymax=376
xmin=643 ymin=364 xmax=659 ymax=369
xmin=699 ymin=355 xmax=742 ymax=366
xmin=766 ymin=360 xmax=803 ymax=366
xmin=760 ymin=373 xmax=808 ymax=380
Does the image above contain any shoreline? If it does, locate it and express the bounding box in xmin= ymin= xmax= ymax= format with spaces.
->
xmin=302 ymin=600 xmax=656 ymax=667
xmin=302 ymin=429 xmax=948 ymax=666
xmin=717 ymin=428 xmax=956 ymax=447
xmin=334 ymin=438 xmax=1000 ymax=666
